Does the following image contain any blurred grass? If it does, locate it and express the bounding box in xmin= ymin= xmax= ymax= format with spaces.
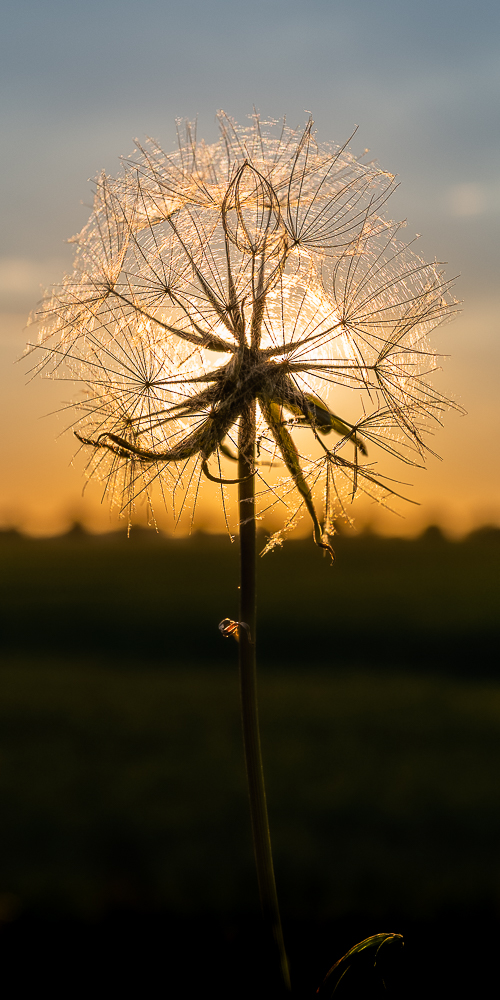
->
xmin=0 ymin=526 xmax=498 ymax=925
xmin=2 ymin=658 xmax=500 ymax=920
xmin=0 ymin=525 xmax=498 ymax=669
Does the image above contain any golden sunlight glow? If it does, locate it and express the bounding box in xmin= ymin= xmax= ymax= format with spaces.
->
xmin=23 ymin=113 xmax=461 ymax=545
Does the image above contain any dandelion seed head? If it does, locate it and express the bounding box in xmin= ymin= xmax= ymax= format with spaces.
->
xmin=28 ymin=113 xmax=459 ymax=543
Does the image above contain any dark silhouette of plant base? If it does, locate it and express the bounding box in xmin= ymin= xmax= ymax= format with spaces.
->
xmin=316 ymin=933 xmax=404 ymax=998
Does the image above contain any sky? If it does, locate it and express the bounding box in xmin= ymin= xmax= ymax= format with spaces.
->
xmin=0 ymin=0 xmax=499 ymax=536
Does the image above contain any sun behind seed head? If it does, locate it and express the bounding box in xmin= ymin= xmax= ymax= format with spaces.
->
xmin=27 ymin=112 xmax=459 ymax=547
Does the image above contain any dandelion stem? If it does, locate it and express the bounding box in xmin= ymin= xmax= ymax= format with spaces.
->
xmin=238 ymin=401 xmax=292 ymax=994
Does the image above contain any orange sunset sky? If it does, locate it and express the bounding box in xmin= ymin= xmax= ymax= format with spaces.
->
xmin=1 ymin=0 xmax=499 ymax=537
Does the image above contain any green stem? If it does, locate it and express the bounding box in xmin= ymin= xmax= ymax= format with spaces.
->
xmin=238 ymin=401 xmax=291 ymax=994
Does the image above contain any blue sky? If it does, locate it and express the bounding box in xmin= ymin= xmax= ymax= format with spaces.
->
xmin=0 ymin=0 xmax=499 ymax=532
xmin=1 ymin=0 xmax=499 ymax=283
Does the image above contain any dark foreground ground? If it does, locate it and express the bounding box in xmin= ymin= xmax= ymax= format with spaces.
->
xmin=3 ymin=906 xmax=496 ymax=998
xmin=0 ymin=524 xmax=498 ymax=671
xmin=0 ymin=527 xmax=498 ymax=996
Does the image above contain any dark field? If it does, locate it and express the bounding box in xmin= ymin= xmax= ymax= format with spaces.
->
xmin=0 ymin=525 xmax=497 ymax=669
xmin=0 ymin=528 xmax=498 ymax=996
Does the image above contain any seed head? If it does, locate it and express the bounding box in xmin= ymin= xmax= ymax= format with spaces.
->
xmin=28 ymin=112 xmax=458 ymax=549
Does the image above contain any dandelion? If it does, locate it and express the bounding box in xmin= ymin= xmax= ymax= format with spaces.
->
xmin=27 ymin=112 xmax=457 ymax=992
xmin=29 ymin=113 xmax=455 ymax=545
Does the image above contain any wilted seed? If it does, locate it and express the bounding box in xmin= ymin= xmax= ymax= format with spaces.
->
xmin=27 ymin=112 xmax=458 ymax=545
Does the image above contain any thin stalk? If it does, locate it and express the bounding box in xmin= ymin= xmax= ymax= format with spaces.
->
xmin=238 ymin=401 xmax=292 ymax=994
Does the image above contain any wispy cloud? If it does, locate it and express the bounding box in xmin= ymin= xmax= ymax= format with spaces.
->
xmin=448 ymin=183 xmax=486 ymax=217
xmin=447 ymin=182 xmax=500 ymax=218
xmin=0 ymin=258 xmax=67 ymax=312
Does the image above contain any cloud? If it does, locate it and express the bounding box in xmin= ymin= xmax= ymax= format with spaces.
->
xmin=447 ymin=183 xmax=487 ymax=217
xmin=0 ymin=257 xmax=66 ymax=311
